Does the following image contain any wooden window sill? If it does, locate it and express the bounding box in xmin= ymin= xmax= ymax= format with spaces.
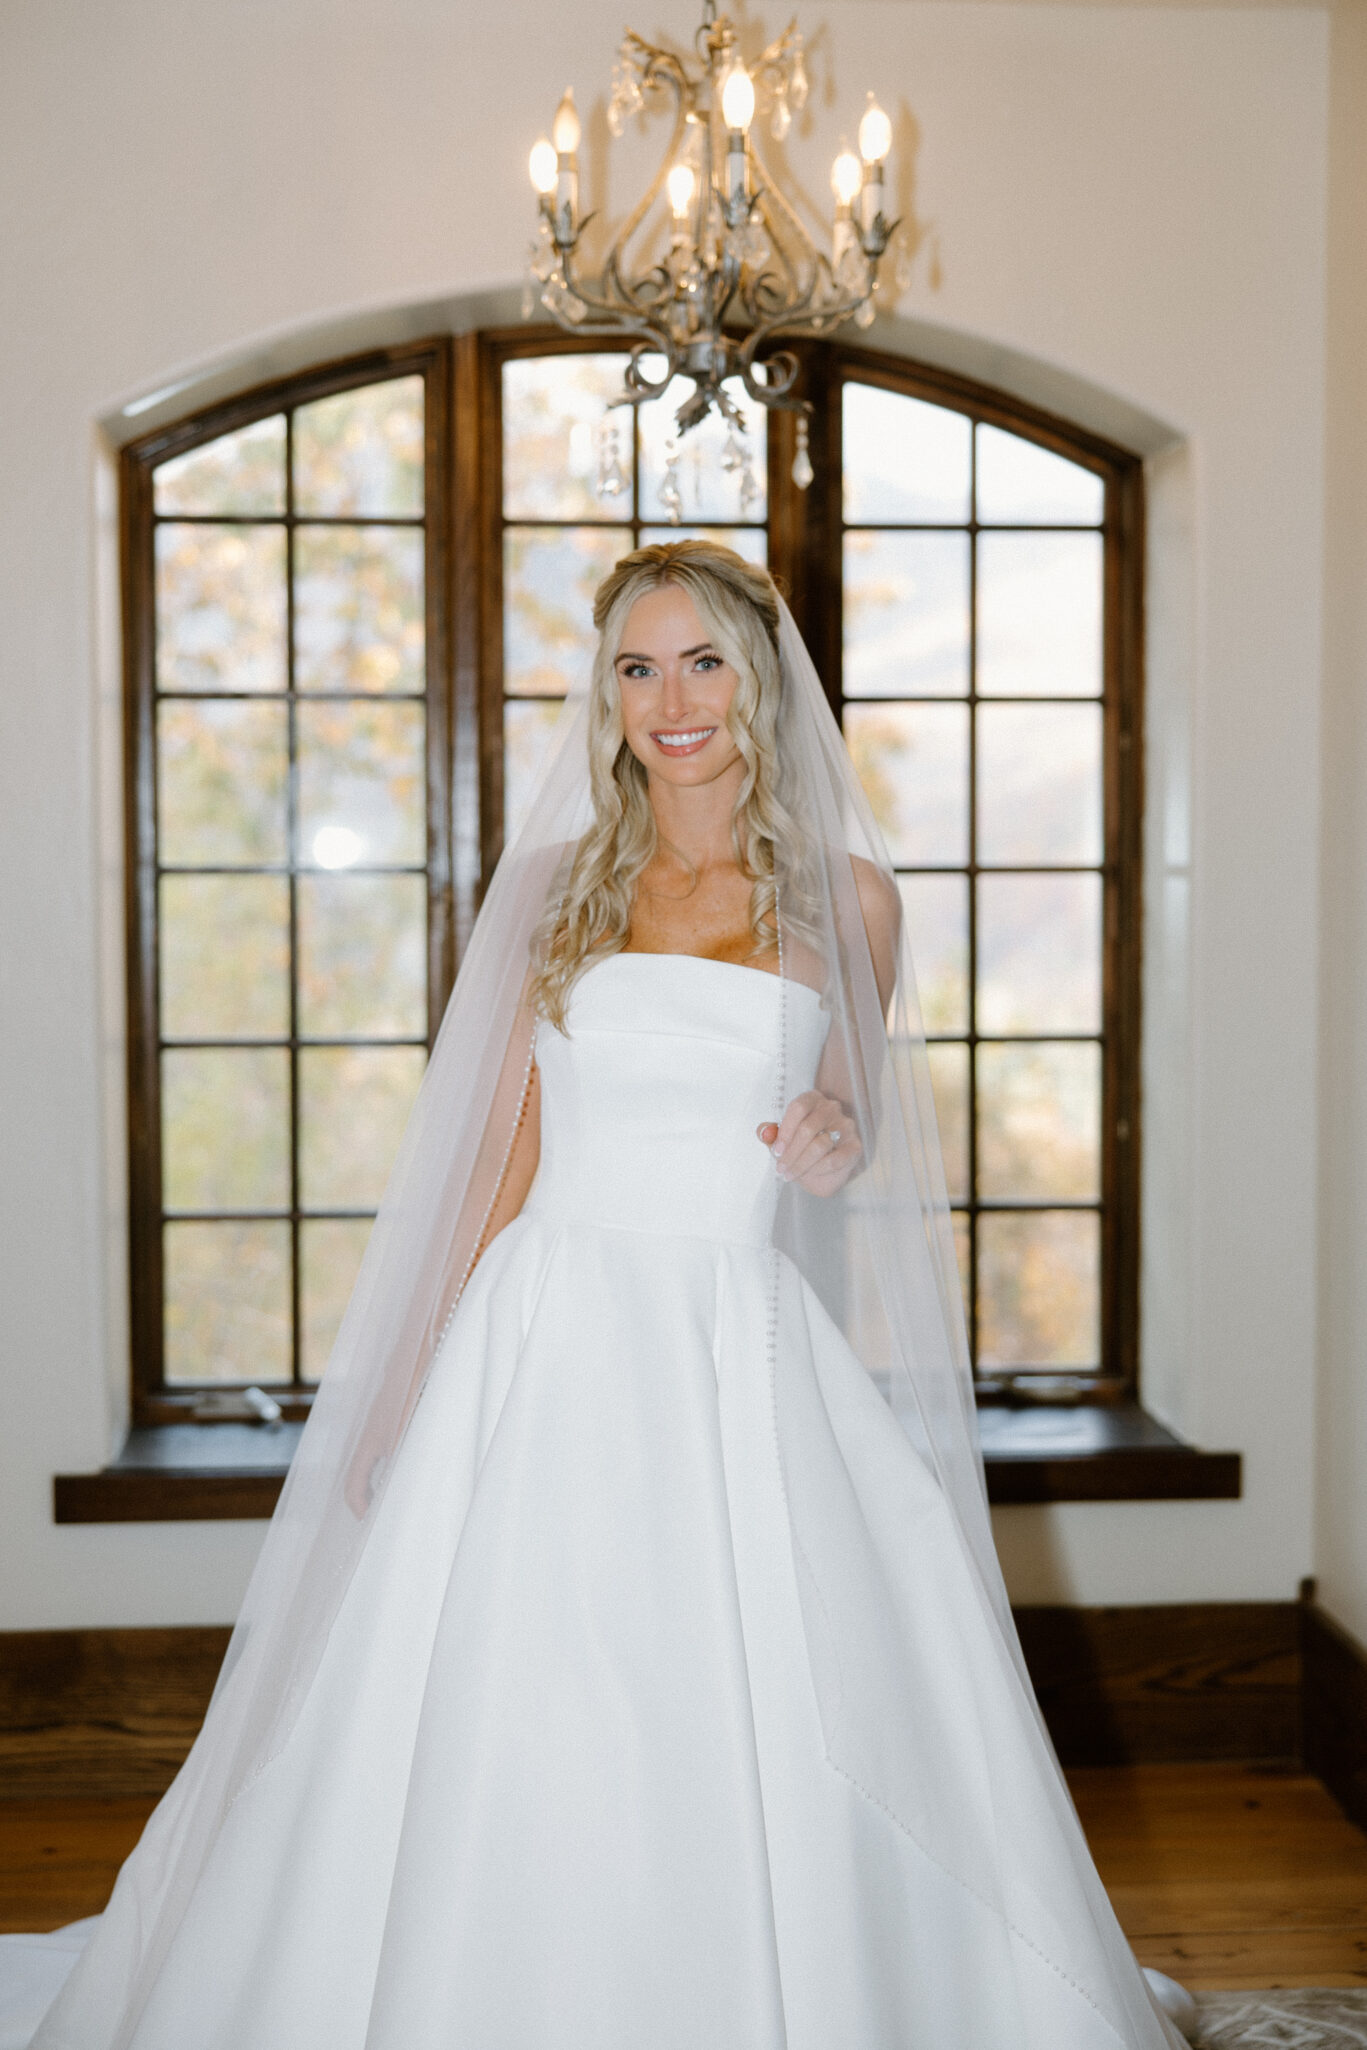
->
xmin=52 ymin=1406 xmax=1240 ymax=1523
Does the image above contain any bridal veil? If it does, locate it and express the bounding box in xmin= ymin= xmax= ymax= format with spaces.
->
xmin=36 ymin=593 xmax=1181 ymax=2050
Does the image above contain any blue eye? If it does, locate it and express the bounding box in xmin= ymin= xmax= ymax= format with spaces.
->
xmin=695 ymin=654 xmax=722 ymax=671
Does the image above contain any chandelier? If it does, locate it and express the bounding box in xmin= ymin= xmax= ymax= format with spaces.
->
xmin=525 ymin=0 xmax=899 ymax=500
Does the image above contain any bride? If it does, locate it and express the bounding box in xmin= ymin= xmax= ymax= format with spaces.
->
xmin=9 ymin=540 xmax=1190 ymax=2048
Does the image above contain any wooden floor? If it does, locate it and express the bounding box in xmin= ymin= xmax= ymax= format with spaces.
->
xmin=2 ymin=1763 xmax=1367 ymax=1990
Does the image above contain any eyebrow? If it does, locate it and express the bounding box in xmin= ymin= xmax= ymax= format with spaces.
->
xmin=615 ymin=643 xmax=717 ymax=663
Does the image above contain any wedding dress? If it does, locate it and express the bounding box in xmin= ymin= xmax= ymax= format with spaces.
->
xmin=2 ymin=591 xmax=1191 ymax=2047
xmin=7 ymin=949 xmax=1184 ymax=2049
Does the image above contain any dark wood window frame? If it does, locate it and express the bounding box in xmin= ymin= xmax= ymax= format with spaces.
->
xmin=54 ymin=327 xmax=1239 ymax=1519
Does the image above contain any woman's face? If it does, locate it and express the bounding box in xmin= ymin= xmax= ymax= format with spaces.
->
xmin=614 ymin=584 xmax=744 ymax=792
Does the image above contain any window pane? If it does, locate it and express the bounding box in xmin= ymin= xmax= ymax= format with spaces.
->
xmin=504 ymin=527 xmax=626 ymax=697
xmin=843 ymin=531 xmax=969 ymax=698
xmin=899 ymin=874 xmax=968 ymax=1036
xmin=977 ymin=1042 xmax=1101 ymax=1201
xmin=162 ymin=1047 xmax=290 ymax=1212
xmin=156 ymin=524 xmax=286 ymax=695
xmin=160 ymin=875 xmax=290 ymax=1040
xmin=976 ymin=702 xmax=1103 ymax=865
xmin=977 ymin=874 xmax=1102 ymax=1034
xmin=293 ymin=376 xmax=424 ymax=518
xmin=163 ymin=1220 xmax=292 ymax=1385
xmin=504 ymin=700 xmax=565 ymax=842
xmin=638 ymin=377 xmax=767 ymax=523
xmin=502 ymin=354 xmax=633 ymax=521
xmin=844 ymin=702 xmax=969 ymax=866
xmin=639 ymin=526 xmax=767 ymax=563
xmin=294 ymin=527 xmax=425 ymax=695
xmin=299 ymin=1046 xmax=425 ymax=1209
xmin=296 ymin=701 xmax=425 ymax=868
xmin=926 ymin=1042 xmax=969 ymax=1201
xmin=842 ymin=385 xmax=971 ymax=524
xmin=154 ymin=416 xmax=286 ymax=517
xmin=297 ymin=873 xmax=427 ymax=1040
xmin=977 ymin=1210 xmax=1100 ymax=1369
xmin=300 ymin=1218 xmax=373 ymax=1381
xmin=975 ymin=424 xmax=1103 ymax=526
xmin=157 ymin=699 xmax=288 ymax=865
xmin=977 ymin=532 xmax=1103 ymax=698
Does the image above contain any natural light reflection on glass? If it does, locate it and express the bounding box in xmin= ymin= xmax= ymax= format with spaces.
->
xmin=977 ymin=532 xmax=1103 ymax=697
xmin=159 ymin=875 xmax=290 ymax=1041
xmin=977 ymin=1042 xmax=1101 ymax=1201
xmin=502 ymin=355 xmax=635 ymax=521
xmin=926 ymin=1043 xmax=969 ymax=1201
xmin=163 ymin=1221 xmax=292 ymax=1385
xmin=299 ymin=1046 xmax=426 ymax=1210
xmin=976 ymin=703 xmax=1102 ymax=866
xmin=156 ymin=525 xmax=287 ymax=694
xmin=297 ymin=874 xmax=427 ymax=1040
xmin=154 ymin=416 xmax=286 ymax=517
xmin=898 ymin=874 xmax=968 ymax=1036
xmin=504 ymin=699 xmax=566 ymax=841
xmin=843 ymin=531 xmax=970 ymax=698
xmin=300 ymin=1219 xmax=374 ymax=1382
xmin=295 ymin=701 xmax=426 ymax=868
xmin=504 ymin=527 xmax=625 ymax=697
xmin=844 ymin=701 xmax=969 ymax=866
xmin=157 ymin=700 xmax=288 ymax=865
xmin=977 ymin=1210 xmax=1100 ymax=1370
xmin=977 ymin=874 xmax=1102 ymax=1035
xmin=162 ymin=1047 xmax=291 ymax=1213
xmin=975 ymin=424 xmax=1103 ymax=527
xmin=842 ymin=385 xmax=971 ymax=524
xmin=293 ymin=378 xmax=424 ymax=518
xmin=294 ymin=527 xmax=425 ymax=694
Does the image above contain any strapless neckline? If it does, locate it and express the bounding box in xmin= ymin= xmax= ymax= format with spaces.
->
xmin=596 ymin=950 xmax=824 ymax=1008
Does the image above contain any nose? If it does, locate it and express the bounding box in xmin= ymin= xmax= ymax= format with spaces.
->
xmin=658 ymin=665 xmax=689 ymax=723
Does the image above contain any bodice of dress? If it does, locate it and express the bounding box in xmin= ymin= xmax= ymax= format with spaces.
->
xmin=526 ymin=953 xmax=828 ymax=1250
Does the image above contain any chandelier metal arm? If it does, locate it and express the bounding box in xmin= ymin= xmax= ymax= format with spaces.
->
xmin=526 ymin=1 xmax=900 ymax=496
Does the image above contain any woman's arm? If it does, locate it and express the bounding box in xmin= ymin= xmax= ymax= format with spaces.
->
xmin=756 ymin=855 xmax=903 ymax=1195
xmin=467 ymin=1061 xmax=541 ymax=1267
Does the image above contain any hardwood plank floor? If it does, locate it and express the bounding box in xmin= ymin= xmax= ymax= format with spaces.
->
xmin=1071 ymin=1761 xmax=1367 ymax=1988
xmin=3 ymin=1764 xmax=1367 ymax=1991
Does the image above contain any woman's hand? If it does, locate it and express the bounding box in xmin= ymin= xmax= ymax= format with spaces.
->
xmin=757 ymin=1090 xmax=861 ymax=1197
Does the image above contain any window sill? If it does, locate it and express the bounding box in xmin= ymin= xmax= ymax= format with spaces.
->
xmin=52 ymin=1406 xmax=1241 ymax=1523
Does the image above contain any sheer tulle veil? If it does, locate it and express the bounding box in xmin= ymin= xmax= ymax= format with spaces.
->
xmin=36 ymin=579 xmax=1181 ymax=2050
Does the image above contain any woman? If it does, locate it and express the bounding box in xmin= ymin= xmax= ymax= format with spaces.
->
xmin=13 ymin=542 xmax=1190 ymax=2048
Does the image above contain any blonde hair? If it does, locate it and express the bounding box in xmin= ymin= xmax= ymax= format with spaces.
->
xmin=530 ymin=539 xmax=804 ymax=1029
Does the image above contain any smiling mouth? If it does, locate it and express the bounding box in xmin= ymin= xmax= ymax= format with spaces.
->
xmin=651 ymin=727 xmax=718 ymax=756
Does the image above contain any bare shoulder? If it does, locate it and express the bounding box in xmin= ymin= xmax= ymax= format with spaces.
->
xmin=850 ymin=855 xmax=900 ymax=934
xmin=849 ymin=855 xmax=900 ymax=1007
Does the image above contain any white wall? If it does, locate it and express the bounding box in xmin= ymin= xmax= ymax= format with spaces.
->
xmin=0 ymin=0 xmax=1332 ymax=1625
xmin=1314 ymin=0 xmax=1367 ymax=1645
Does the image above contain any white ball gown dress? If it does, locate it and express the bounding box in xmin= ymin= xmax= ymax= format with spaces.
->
xmin=7 ymin=951 xmax=1186 ymax=2049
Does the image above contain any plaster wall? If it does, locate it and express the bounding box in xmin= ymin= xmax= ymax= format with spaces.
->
xmin=1313 ymin=0 xmax=1367 ymax=1647
xmin=0 ymin=0 xmax=1329 ymax=1623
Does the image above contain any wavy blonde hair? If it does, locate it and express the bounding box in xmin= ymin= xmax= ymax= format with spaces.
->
xmin=530 ymin=539 xmax=807 ymax=1029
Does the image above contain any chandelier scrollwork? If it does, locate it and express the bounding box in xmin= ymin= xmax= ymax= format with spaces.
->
xmin=525 ymin=0 xmax=900 ymax=495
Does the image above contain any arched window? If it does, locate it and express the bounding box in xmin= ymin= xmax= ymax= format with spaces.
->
xmin=120 ymin=331 xmax=1140 ymax=1425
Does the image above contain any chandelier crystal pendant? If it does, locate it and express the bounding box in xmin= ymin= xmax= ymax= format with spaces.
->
xmin=525 ymin=0 xmax=898 ymax=499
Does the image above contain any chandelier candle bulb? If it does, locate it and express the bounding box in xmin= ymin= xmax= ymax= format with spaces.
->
xmin=528 ymin=137 xmax=558 ymax=197
xmin=831 ymin=147 xmax=863 ymax=208
xmin=552 ymin=89 xmax=582 ymax=154
xmin=720 ymin=62 xmax=755 ymax=133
